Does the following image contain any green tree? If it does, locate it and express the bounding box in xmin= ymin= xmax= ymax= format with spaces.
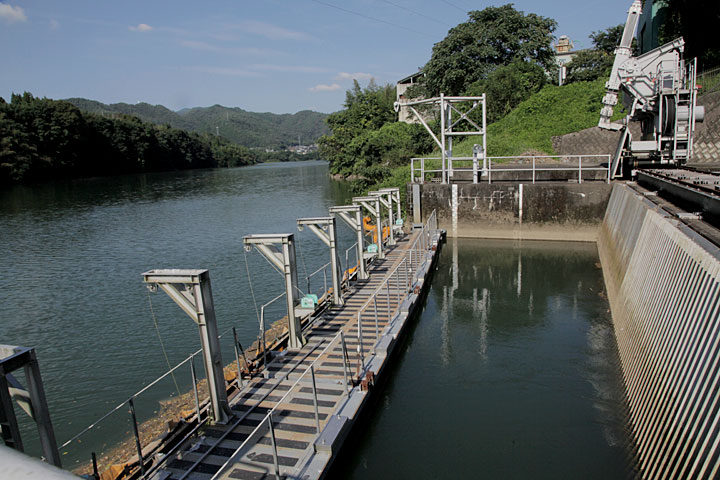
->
xmin=564 ymin=24 xmax=637 ymax=85
xmin=466 ymin=60 xmax=547 ymax=123
xmin=658 ymin=0 xmax=720 ymax=69
xmin=420 ymin=4 xmax=556 ymax=96
xmin=318 ymin=80 xmax=396 ymax=176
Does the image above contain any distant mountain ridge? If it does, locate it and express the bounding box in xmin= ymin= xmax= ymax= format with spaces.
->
xmin=64 ymin=98 xmax=329 ymax=149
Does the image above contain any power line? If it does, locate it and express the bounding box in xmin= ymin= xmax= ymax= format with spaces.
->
xmin=378 ymin=0 xmax=453 ymax=28
xmin=309 ymin=0 xmax=436 ymax=39
xmin=440 ymin=0 xmax=467 ymax=14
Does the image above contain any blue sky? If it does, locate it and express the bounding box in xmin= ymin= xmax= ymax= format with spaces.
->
xmin=1 ymin=0 xmax=635 ymax=114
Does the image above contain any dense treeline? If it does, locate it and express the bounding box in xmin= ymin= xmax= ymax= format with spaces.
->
xmin=0 ymin=93 xmax=259 ymax=184
xmin=66 ymin=98 xmax=329 ymax=150
xmin=318 ymin=80 xmax=433 ymax=191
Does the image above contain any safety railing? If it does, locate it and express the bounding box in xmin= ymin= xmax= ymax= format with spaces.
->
xmin=697 ymin=65 xmax=720 ymax=96
xmin=210 ymin=330 xmax=352 ymax=480
xmin=354 ymin=210 xmax=438 ymax=368
xmin=411 ymin=155 xmax=611 ymax=184
xmin=59 ymin=323 xmax=253 ymax=478
xmin=304 ymin=261 xmax=331 ymax=298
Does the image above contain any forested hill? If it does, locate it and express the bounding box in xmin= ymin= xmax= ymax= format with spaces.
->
xmin=65 ymin=98 xmax=329 ymax=149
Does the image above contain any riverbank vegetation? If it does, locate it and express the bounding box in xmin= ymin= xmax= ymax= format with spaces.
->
xmin=318 ymin=4 xmax=635 ymax=199
xmin=0 ymin=93 xmax=290 ymax=184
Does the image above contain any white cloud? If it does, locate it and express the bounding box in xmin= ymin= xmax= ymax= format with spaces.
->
xmin=49 ymin=19 xmax=59 ymax=29
xmin=0 ymin=3 xmax=27 ymax=24
xmin=335 ymin=72 xmax=374 ymax=81
xmin=236 ymin=21 xmax=312 ymax=41
xmin=309 ymin=84 xmax=342 ymax=92
xmin=129 ymin=23 xmax=153 ymax=32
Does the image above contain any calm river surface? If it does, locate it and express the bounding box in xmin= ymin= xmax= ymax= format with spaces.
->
xmin=331 ymin=238 xmax=633 ymax=479
xmin=1 ymin=163 xmax=631 ymax=476
xmin=0 ymin=161 xmax=354 ymax=464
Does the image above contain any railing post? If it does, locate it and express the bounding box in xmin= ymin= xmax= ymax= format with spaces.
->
xmin=128 ymin=398 xmax=145 ymax=476
xmin=190 ymin=357 xmax=201 ymax=421
xmin=340 ymin=332 xmax=350 ymax=395
xmin=357 ymin=312 xmax=364 ymax=371
xmin=268 ymin=414 xmax=281 ymax=480
xmin=386 ymin=281 xmax=391 ymax=324
xmin=373 ymin=296 xmax=379 ymax=340
xmin=607 ymin=154 xmax=611 ymax=183
xmin=404 ymin=259 xmax=409 ymax=292
xmin=395 ymin=268 xmax=400 ymax=301
xmin=579 ymin=156 xmax=583 ymax=184
xmin=323 ymin=268 xmax=327 ymax=297
xmin=233 ymin=327 xmax=244 ymax=390
xmin=260 ymin=305 xmax=268 ymax=369
xmin=310 ymin=366 xmax=321 ymax=434
xmin=532 ymin=157 xmax=536 ymax=184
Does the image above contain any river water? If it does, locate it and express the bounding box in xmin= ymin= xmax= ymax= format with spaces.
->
xmin=1 ymin=163 xmax=631 ymax=475
xmin=331 ymin=238 xmax=633 ymax=479
xmin=0 ymin=161 xmax=355 ymax=465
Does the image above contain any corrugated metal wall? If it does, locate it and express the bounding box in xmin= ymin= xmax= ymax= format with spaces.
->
xmin=598 ymin=184 xmax=720 ymax=479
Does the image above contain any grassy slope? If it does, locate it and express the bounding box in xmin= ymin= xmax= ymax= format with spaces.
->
xmin=450 ymin=79 xmax=612 ymax=157
xmin=370 ymin=79 xmax=620 ymax=212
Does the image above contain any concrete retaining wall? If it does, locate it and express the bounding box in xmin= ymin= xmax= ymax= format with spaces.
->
xmin=598 ymin=184 xmax=720 ymax=479
xmin=411 ymin=182 xmax=612 ymax=241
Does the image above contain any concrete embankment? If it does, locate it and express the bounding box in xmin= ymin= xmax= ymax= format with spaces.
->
xmin=598 ymin=183 xmax=720 ymax=479
xmin=410 ymin=182 xmax=611 ymax=241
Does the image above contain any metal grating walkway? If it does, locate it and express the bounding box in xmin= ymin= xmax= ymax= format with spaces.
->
xmin=154 ymin=225 xmax=438 ymax=480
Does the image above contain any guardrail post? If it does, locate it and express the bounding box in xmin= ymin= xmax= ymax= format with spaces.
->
xmin=579 ymin=156 xmax=583 ymax=184
xmin=532 ymin=157 xmax=536 ymax=184
xmin=357 ymin=312 xmax=364 ymax=371
xmin=340 ymin=332 xmax=350 ymax=395
xmin=268 ymin=414 xmax=281 ymax=480
xmin=232 ymin=327 xmax=244 ymax=389
xmin=373 ymin=296 xmax=379 ymax=340
xmin=190 ymin=357 xmax=201 ymax=421
xmin=128 ymin=398 xmax=145 ymax=476
xmin=310 ymin=366 xmax=321 ymax=434
xmin=386 ymin=281 xmax=391 ymax=324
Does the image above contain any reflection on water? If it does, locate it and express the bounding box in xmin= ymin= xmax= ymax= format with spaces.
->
xmin=332 ymin=238 xmax=633 ymax=479
xmin=0 ymin=161 xmax=355 ymax=464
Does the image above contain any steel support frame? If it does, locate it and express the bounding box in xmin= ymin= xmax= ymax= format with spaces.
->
xmin=329 ymin=205 xmax=368 ymax=280
xmin=0 ymin=345 xmax=62 ymax=467
xmin=243 ymin=234 xmax=306 ymax=350
xmin=297 ymin=216 xmax=343 ymax=306
xmin=353 ymin=196 xmax=384 ymax=259
xmin=395 ymin=94 xmax=487 ymax=184
xmin=378 ymin=187 xmax=404 ymax=233
xmin=368 ymin=190 xmax=395 ymax=246
xmin=142 ymin=269 xmax=231 ymax=424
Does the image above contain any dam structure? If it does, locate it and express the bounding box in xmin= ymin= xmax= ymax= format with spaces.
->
xmin=408 ymin=158 xmax=720 ymax=478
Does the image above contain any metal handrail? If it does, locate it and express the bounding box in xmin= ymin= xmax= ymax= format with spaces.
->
xmin=354 ymin=210 xmax=437 ymax=367
xmin=210 ymin=330 xmax=350 ymax=480
xmin=412 ymin=154 xmax=612 ymax=184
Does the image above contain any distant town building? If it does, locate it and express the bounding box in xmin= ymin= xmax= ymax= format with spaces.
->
xmin=396 ymin=71 xmax=425 ymax=124
xmin=553 ymin=35 xmax=582 ymax=85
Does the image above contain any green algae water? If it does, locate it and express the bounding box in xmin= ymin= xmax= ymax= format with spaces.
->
xmin=331 ymin=238 xmax=633 ymax=479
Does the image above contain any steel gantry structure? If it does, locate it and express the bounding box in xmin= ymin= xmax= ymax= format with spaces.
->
xmin=395 ymin=94 xmax=487 ymax=184
xmin=143 ymin=269 xmax=232 ymax=424
xmin=297 ymin=216 xmax=343 ymax=306
xmin=329 ymin=204 xmax=368 ymax=280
